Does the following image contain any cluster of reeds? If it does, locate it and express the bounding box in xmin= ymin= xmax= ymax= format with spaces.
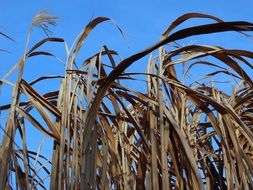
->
xmin=0 ymin=12 xmax=253 ymax=190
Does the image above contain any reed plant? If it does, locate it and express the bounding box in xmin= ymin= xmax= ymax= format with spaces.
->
xmin=1 ymin=12 xmax=253 ymax=189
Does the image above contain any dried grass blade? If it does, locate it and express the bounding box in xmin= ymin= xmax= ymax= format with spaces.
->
xmin=16 ymin=106 xmax=60 ymax=141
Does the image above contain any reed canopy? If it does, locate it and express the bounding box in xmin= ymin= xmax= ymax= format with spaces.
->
xmin=0 ymin=12 xmax=253 ymax=190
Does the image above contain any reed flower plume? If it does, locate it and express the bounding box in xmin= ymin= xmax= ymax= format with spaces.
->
xmin=32 ymin=10 xmax=58 ymax=36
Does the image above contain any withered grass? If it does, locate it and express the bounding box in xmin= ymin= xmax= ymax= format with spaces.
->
xmin=1 ymin=12 xmax=253 ymax=189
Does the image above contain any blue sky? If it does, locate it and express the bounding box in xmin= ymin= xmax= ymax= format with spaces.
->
xmin=1 ymin=0 xmax=253 ymax=82
xmin=1 ymin=0 xmax=253 ymax=94
xmin=1 ymin=0 xmax=253 ymax=58
xmin=0 ymin=0 xmax=253 ymax=68
xmin=1 ymin=0 xmax=253 ymax=188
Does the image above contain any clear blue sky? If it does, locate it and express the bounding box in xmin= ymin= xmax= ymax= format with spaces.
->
xmin=1 ymin=0 xmax=253 ymax=83
xmin=1 ymin=0 xmax=252 ymax=93
xmin=1 ymin=0 xmax=253 ymax=74
xmin=1 ymin=0 xmax=253 ymax=188
xmin=1 ymin=0 xmax=253 ymax=60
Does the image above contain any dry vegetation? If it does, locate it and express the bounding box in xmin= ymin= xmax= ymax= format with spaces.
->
xmin=1 ymin=12 xmax=253 ymax=189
